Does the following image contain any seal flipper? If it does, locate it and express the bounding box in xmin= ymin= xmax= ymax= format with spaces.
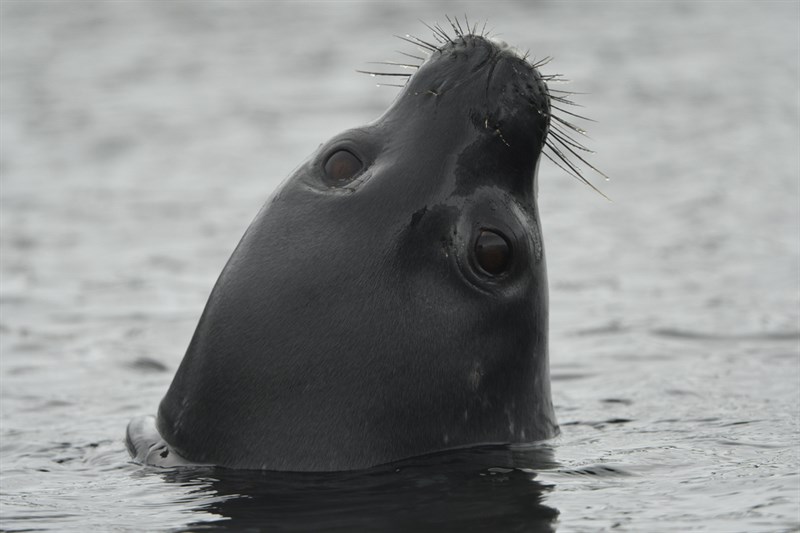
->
xmin=126 ymin=415 xmax=196 ymax=467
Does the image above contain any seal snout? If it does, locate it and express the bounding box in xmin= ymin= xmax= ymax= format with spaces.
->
xmin=413 ymin=34 xmax=552 ymax=151
xmin=487 ymin=37 xmax=525 ymax=59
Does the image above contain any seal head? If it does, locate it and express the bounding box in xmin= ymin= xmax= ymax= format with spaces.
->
xmin=129 ymin=30 xmax=559 ymax=471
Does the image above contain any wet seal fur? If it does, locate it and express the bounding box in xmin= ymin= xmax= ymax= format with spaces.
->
xmin=127 ymin=20 xmax=601 ymax=471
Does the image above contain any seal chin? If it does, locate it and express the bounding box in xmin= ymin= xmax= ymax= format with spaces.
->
xmin=126 ymin=415 xmax=196 ymax=468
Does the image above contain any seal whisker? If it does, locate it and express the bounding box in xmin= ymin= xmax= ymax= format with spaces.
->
xmin=356 ymin=70 xmax=413 ymax=78
xmin=549 ymin=95 xmax=578 ymax=105
xmin=420 ymin=19 xmax=452 ymax=45
xmin=543 ymin=147 xmax=581 ymax=179
xmin=548 ymin=88 xmax=588 ymax=95
xmin=407 ymin=33 xmax=440 ymax=52
xmin=550 ymin=122 xmax=592 ymax=144
xmin=406 ymin=18 xmax=609 ymax=196
xmin=550 ymin=113 xmax=588 ymax=135
xmin=549 ymin=127 xmax=595 ymax=153
xmin=464 ymin=14 xmax=477 ymax=36
xmin=550 ymin=94 xmax=587 ymax=104
xmin=549 ymin=95 xmax=585 ymax=108
xmin=396 ymin=50 xmax=426 ymax=61
xmin=531 ymin=56 xmax=554 ymax=69
xmin=543 ymin=146 xmax=611 ymax=200
xmin=445 ymin=15 xmax=463 ymax=38
xmin=426 ymin=23 xmax=449 ymax=45
xmin=548 ymin=135 xmax=610 ymax=182
xmin=376 ymin=83 xmax=407 ymax=88
xmin=413 ymin=17 xmax=608 ymax=195
xmin=453 ymin=15 xmax=466 ymax=37
xmin=544 ymin=145 xmax=600 ymax=189
xmin=541 ymin=72 xmax=572 ymax=85
xmin=551 ymin=104 xmax=595 ymax=122
xmin=434 ymin=22 xmax=455 ymax=43
xmin=367 ymin=61 xmax=420 ymax=69
xmin=395 ymin=34 xmax=437 ymax=53
xmin=532 ymin=54 xmax=609 ymax=197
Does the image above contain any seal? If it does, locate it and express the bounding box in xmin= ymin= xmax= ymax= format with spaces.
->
xmin=127 ymin=19 xmax=591 ymax=471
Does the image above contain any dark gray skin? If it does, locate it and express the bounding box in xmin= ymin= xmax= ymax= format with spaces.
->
xmin=127 ymin=32 xmax=559 ymax=471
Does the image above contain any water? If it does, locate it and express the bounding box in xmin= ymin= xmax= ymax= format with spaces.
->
xmin=1 ymin=1 xmax=798 ymax=531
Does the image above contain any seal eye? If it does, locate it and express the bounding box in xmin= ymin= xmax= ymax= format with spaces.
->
xmin=474 ymin=230 xmax=512 ymax=276
xmin=324 ymin=149 xmax=363 ymax=185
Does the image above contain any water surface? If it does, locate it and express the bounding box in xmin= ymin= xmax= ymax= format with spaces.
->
xmin=1 ymin=1 xmax=798 ymax=531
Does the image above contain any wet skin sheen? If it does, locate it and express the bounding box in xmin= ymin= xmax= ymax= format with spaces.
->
xmin=127 ymin=33 xmax=559 ymax=471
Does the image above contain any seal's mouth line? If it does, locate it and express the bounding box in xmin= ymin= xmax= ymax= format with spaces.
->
xmin=358 ymin=16 xmax=611 ymax=201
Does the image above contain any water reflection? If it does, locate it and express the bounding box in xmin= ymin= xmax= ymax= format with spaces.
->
xmin=158 ymin=445 xmax=559 ymax=532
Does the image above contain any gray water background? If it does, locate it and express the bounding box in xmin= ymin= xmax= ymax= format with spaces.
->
xmin=1 ymin=1 xmax=798 ymax=531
